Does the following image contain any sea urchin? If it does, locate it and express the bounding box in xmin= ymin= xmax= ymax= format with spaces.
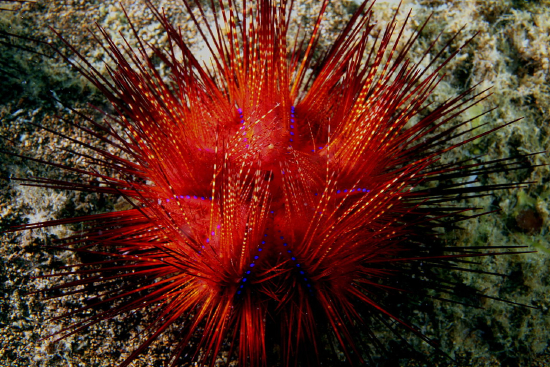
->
xmin=4 ymin=0 xmax=535 ymax=366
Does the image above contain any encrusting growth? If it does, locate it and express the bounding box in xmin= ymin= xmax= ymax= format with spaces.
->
xmin=6 ymin=0 xmax=534 ymax=366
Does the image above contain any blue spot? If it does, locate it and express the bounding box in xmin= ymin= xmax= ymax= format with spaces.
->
xmin=350 ymin=189 xmax=354 ymax=192
xmin=300 ymin=271 xmax=304 ymax=274
xmin=262 ymin=241 xmax=266 ymax=244
xmin=246 ymin=271 xmax=251 ymax=274
xmin=194 ymin=196 xmax=198 ymax=199
xmin=343 ymin=189 xmax=347 ymax=193
xmin=186 ymin=195 xmax=190 ymax=199
xmin=166 ymin=199 xmax=170 ymax=202
xmin=238 ymin=108 xmax=243 ymax=114
xmin=280 ymin=236 xmax=284 ymax=239
xmin=250 ymin=263 xmax=255 ymax=267
xmin=307 ymin=284 xmax=311 ymax=287
xmin=287 ymin=250 xmax=291 ymax=253
xmin=283 ymin=243 xmax=288 ymax=246
xmin=264 ymin=234 xmax=268 ymax=237
xmin=270 ymin=211 xmax=274 ymax=214
xmin=206 ymin=238 xmax=210 ymax=243
xmin=243 ymin=278 xmax=247 ymax=282
xmin=290 ymin=119 xmax=295 ymax=123
xmin=362 ymin=189 xmax=366 ymax=192
xmin=258 ymin=248 xmax=262 ymax=251
xmin=291 ymin=257 xmax=296 ymax=261
xmin=290 ymin=125 xmax=294 ymax=129
xmin=290 ymin=139 xmax=293 ymax=142
xmin=212 ymin=231 xmax=215 ymax=235
xmin=237 ymin=290 xmax=241 ymax=294
xmin=254 ymin=256 xmax=259 ymax=259
xmin=201 ymin=197 xmax=205 ymax=200
xmin=290 ymin=132 xmax=294 ymax=136
xmin=319 ymin=146 xmax=323 ymax=149
xmin=337 ymin=190 xmax=341 ymax=194
xmin=296 ymin=264 xmax=300 ymax=267
xmin=367 ymin=190 xmax=371 ymax=193
xmin=240 ymin=285 xmax=244 ymax=288
xmin=314 ymin=193 xmax=318 ymax=196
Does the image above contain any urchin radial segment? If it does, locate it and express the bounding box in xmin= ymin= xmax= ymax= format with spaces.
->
xmin=6 ymin=0 xmax=535 ymax=366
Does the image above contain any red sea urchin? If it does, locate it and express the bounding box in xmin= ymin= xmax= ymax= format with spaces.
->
xmin=2 ymin=0 xmax=539 ymax=366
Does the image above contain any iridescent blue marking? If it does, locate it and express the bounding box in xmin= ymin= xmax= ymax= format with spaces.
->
xmin=289 ymin=107 xmax=296 ymax=145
